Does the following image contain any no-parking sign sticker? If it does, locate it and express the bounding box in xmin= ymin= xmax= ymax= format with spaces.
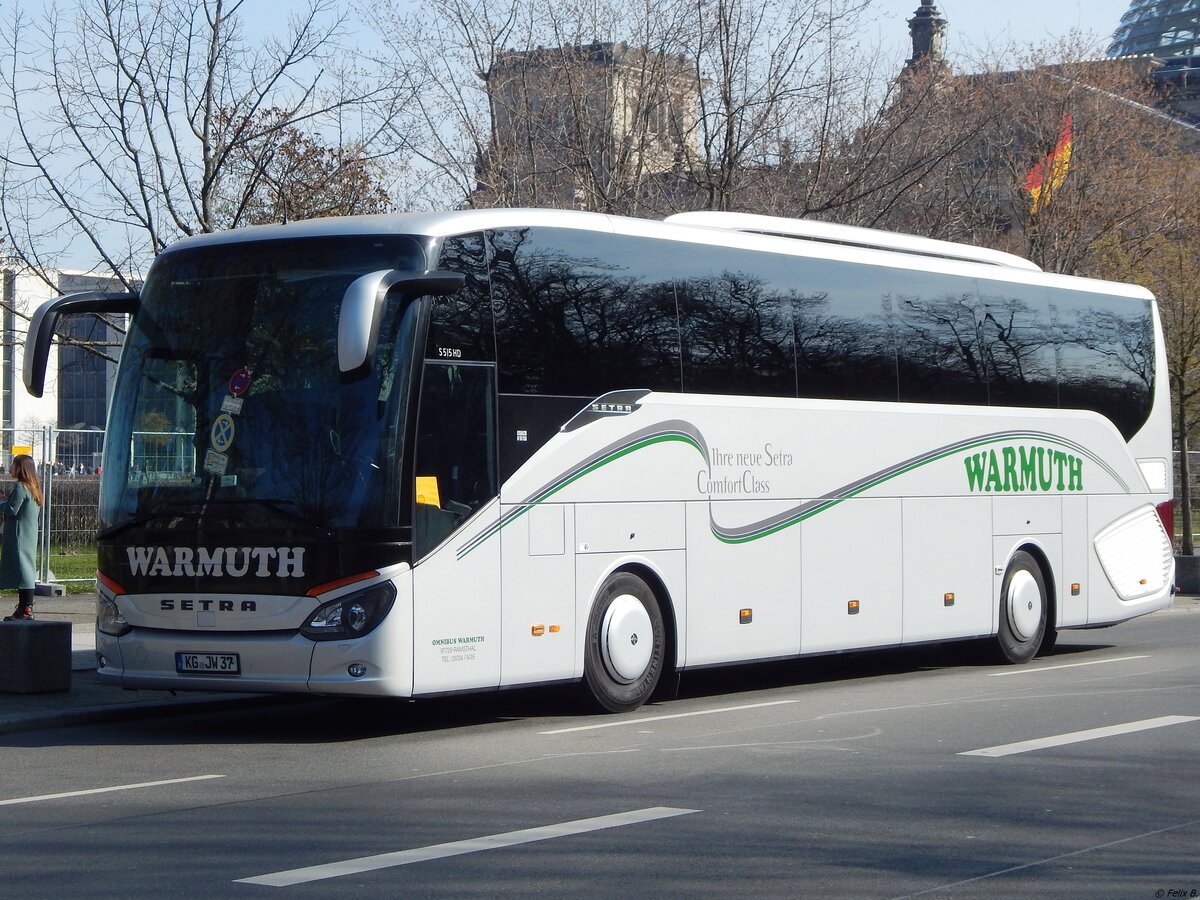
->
xmin=229 ymin=367 xmax=252 ymax=396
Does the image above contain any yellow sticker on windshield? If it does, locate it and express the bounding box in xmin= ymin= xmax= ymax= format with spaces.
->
xmin=416 ymin=476 xmax=441 ymax=508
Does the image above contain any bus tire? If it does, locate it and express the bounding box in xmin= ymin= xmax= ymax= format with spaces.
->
xmin=1038 ymin=625 xmax=1059 ymax=657
xmin=583 ymin=572 xmax=665 ymax=713
xmin=995 ymin=550 xmax=1047 ymax=664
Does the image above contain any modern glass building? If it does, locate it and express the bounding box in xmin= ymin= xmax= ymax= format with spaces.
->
xmin=1109 ymin=2 xmax=1200 ymax=119
xmin=1109 ymin=1 xmax=1200 ymax=57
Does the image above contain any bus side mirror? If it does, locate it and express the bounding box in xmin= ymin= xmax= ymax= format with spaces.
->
xmin=24 ymin=291 xmax=140 ymax=398
xmin=338 ymin=269 xmax=465 ymax=380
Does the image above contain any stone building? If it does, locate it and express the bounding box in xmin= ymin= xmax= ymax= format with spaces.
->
xmin=477 ymin=42 xmax=700 ymax=209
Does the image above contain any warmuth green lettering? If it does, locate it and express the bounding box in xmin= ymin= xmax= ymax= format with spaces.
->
xmin=964 ymin=445 xmax=1083 ymax=492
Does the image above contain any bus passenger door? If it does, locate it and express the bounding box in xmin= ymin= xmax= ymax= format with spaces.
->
xmin=411 ymin=362 xmax=502 ymax=694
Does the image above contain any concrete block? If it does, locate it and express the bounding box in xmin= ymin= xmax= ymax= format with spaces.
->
xmin=35 ymin=582 xmax=67 ymax=597
xmin=0 ymin=620 xmax=72 ymax=693
xmin=1175 ymin=555 xmax=1200 ymax=594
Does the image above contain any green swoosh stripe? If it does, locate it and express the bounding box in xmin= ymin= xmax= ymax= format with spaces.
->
xmin=711 ymin=429 xmax=1127 ymax=543
xmin=456 ymin=427 xmax=706 ymax=559
xmin=454 ymin=425 xmax=1128 ymax=557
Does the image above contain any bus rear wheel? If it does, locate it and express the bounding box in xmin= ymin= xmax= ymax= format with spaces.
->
xmin=583 ymin=572 xmax=665 ymax=713
xmin=994 ymin=550 xmax=1047 ymax=664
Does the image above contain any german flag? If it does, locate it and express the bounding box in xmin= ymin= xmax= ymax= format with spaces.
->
xmin=1025 ymin=113 xmax=1072 ymax=214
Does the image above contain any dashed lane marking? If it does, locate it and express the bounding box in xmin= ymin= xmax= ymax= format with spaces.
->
xmin=236 ymin=806 xmax=700 ymax=887
xmin=987 ymin=655 xmax=1150 ymax=676
xmin=960 ymin=715 xmax=1199 ymax=757
xmin=0 ymin=774 xmax=225 ymax=806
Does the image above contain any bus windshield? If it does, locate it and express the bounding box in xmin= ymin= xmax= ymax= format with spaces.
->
xmin=99 ymin=234 xmax=425 ymax=535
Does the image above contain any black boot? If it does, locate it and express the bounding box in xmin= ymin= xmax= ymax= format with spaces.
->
xmin=3 ymin=601 xmax=32 ymax=621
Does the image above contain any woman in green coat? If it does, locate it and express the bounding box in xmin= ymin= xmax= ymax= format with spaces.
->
xmin=1 ymin=454 xmax=43 ymax=620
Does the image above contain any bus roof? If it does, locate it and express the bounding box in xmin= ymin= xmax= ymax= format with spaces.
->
xmin=164 ymin=207 xmax=1151 ymax=300
xmin=663 ymin=211 xmax=1043 ymax=272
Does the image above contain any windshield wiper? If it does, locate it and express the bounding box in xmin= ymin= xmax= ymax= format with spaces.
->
xmin=99 ymin=498 xmax=332 ymax=540
xmin=205 ymin=498 xmax=334 ymax=538
xmin=96 ymin=502 xmax=208 ymax=540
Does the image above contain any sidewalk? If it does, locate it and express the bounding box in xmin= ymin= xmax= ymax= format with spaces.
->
xmin=0 ymin=592 xmax=284 ymax=735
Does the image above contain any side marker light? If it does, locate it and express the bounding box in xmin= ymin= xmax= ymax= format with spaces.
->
xmin=847 ymin=601 xmax=860 ymax=615
xmin=944 ymin=593 xmax=955 ymax=607
xmin=739 ymin=609 xmax=753 ymax=624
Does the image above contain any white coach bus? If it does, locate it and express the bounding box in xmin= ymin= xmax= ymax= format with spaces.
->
xmin=24 ymin=209 xmax=1175 ymax=711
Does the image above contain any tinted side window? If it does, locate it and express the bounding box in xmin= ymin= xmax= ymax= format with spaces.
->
xmin=489 ymin=228 xmax=681 ymax=396
xmin=428 ymin=233 xmax=495 ymax=361
xmin=678 ymin=245 xmax=796 ymax=397
xmin=1053 ymin=290 xmax=1154 ymax=439
xmin=893 ymin=270 xmax=987 ymax=405
xmin=793 ymin=258 xmax=897 ymax=402
xmin=978 ymin=282 xmax=1057 ymax=409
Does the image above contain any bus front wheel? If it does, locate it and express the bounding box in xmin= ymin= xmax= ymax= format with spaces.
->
xmin=583 ymin=572 xmax=665 ymax=713
xmin=995 ymin=550 xmax=1047 ymax=664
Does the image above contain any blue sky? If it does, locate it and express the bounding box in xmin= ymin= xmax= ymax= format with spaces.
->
xmin=238 ymin=0 xmax=1134 ymax=62
xmin=874 ymin=0 xmax=1133 ymax=61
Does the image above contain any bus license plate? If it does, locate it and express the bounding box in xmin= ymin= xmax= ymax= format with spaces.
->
xmin=175 ymin=652 xmax=240 ymax=675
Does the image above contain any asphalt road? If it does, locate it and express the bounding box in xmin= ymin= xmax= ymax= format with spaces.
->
xmin=2 ymin=605 xmax=1198 ymax=899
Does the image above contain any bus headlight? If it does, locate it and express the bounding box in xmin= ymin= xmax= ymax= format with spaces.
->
xmin=301 ymin=582 xmax=395 ymax=641
xmin=97 ymin=595 xmax=131 ymax=637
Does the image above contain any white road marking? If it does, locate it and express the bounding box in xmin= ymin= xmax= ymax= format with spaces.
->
xmin=987 ymin=655 xmax=1150 ymax=676
xmin=0 ymin=774 xmax=225 ymax=807
xmin=960 ymin=715 xmax=1199 ymax=757
xmin=236 ymin=806 xmax=700 ymax=887
xmin=538 ymin=699 xmax=798 ymax=734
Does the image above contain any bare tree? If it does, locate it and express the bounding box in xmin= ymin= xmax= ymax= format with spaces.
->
xmin=862 ymin=42 xmax=1190 ymax=273
xmin=678 ymin=0 xmax=872 ymax=212
xmin=0 ymin=0 xmax=402 ymax=292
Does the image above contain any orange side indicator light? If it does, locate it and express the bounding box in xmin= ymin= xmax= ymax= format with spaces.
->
xmin=944 ymin=593 xmax=955 ymax=607
xmin=1071 ymin=583 xmax=1081 ymax=596
xmin=531 ymin=624 xmax=545 ymax=636
xmin=739 ymin=608 xmax=753 ymax=624
xmin=548 ymin=624 xmax=561 ymax=633
xmin=1139 ymin=578 xmax=1148 ymax=586
xmin=847 ymin=600 xmax=860 ymax=615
